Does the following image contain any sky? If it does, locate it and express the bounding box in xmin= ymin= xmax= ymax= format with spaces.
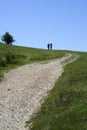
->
xmin=0 ymin=0 xmax=87 ymax=52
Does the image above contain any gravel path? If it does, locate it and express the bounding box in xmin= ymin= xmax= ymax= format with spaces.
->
xmin=0 ymin=54 xmax=76 ymax=130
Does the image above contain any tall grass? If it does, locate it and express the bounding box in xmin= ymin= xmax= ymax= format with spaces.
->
xmin=26 ymin=52 xmax=87 ymax=130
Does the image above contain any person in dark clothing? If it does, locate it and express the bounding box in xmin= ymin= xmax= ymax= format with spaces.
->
xmin=47 ymin=43 xmax=50 ymax=50
xmin=50 ymin=43 xmax=52 ymax=50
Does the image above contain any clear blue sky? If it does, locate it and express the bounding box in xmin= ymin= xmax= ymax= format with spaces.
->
xmin=0 ymin=0 xmax=87 ymax=51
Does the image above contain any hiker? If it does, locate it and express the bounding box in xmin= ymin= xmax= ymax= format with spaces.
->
xmin=47 ymin=43 xmax=50 ymax=50
xmin=50 ymin=43 xmax=52 ymax=50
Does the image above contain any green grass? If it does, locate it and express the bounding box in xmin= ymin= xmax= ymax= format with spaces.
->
xmin=26 ymin=52 xmax=87 ymax=130
xmin=0 ymin=43 xmax=65 ymax=80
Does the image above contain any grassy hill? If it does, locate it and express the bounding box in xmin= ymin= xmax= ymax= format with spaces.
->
xmin=0 ymin=43 xmax=87 ymax=130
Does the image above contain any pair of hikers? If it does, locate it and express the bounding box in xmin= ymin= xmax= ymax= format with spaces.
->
xmin=47 ymin=43 xmax=53 ymax=50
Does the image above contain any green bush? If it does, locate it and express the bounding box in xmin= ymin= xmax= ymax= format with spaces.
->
xmin=0 ymin=56 xmax=6 ymax=67
xmin=6 ymin=52 xmax=16 ymax=64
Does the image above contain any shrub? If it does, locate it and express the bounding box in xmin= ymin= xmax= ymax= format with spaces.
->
xmin=0 ymin=56 xmax=6 ymax=67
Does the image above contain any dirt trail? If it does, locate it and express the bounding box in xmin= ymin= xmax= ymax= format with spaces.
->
xmin=0 ymin=54 xmax=77 ymax=130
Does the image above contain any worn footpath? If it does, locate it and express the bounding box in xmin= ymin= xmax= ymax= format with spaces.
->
xmin=0 ymin=54 xmax=77 ymax=130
